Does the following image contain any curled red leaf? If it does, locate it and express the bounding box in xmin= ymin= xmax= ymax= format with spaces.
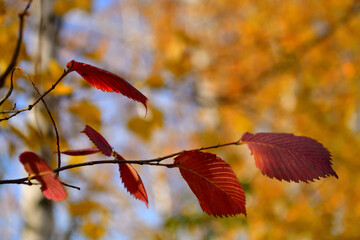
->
xmin=66 ymin=60 xmax=148 ymax=111
xmin=115 ymin=154 xmax=149 ymax=208
xmin=81 ymin=125 xmax=113 ymax=156
xmin=241 ymin=132 xmax=338 ymax=183
xmin=174 ymin=150 xmax=246 ymax=217
xmin=19 ymin=151 xmax=67 ymax=201
xmin=60 ymin=148 xmax=100 ymax=156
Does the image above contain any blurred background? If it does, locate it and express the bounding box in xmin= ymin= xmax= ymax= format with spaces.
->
xmin=0 ymin=0 xmax=359 ymax=239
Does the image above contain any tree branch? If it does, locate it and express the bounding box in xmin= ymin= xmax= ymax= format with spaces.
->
xmin=0 ymin=140 xmax=243 ymax=185
xmin=0 ymin=0 xmax=33 ymax=88
xmin=17 ymin=68 xmax=63 ymax=173
xmin=0 ymin=68 xmax=15 ymax=106
xmin=0 ymin=67 xmax=72 ymax=122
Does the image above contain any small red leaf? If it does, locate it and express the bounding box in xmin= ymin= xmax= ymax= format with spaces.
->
xmin=60 ymin=148 xmax=100 ymax=156
xmin=241 ymin=132 xmax=338 ymax=183
xmin=67 ymin=60 xmax=148 ymax=111
xmin=81 ymin=125 xmax=113 ymax=156
xmin=19 ymin=151 xmax=67 ymax=201
xmin=116 ymin=154 xmax=149 ymax=208
xmin=174 ymin=150 xmax=246 ymax=217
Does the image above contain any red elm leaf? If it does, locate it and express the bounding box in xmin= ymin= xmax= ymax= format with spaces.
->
xmin=115 ymin=154 xmax=149 ymax=208
xmin=174 ymin=150 xmax=246 ymax=217
xmin=60 ymin=148 xmax=100 ymax=156
xmin=19 ymin=151 xmax=67 ymax=201
xmin=81 ymin=125 xmax=113 ymax=156
xmin=241 ymin=132 xmax=338 ymax=183
xmin=66 ymin=60 xmax=148 ymax=111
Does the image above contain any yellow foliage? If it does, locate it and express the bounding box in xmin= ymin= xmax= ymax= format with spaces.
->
xmin=44 ymin=59 xmax=73 ymax=95
xmin=69 ymin=201 xmax=108 ymax=239
xmin=67 ymin=155 xmax=87 ymax=172
xmin=9 ymin=124 xmax=41 ymax=150
xmin=68 ymin=100 xmax=101 ymax=129
xmin=82 ymin=221 xmax=105 ymax=239
xmin=2 ymin=0 xmax=360 ymax=239
xmin=68 ymin=201 xmax=101 ymax=217
xmin=54 ymin=0 xmax=91 ymax=15
xmin=127 ymin=107 xmax=163 ymax=141
xmin=0 ymin=1 xmax=5 ymax=17
xmin=48 ymin=59 xmax=63 ymax=77
xmin=146 ymin=74 xmax=164 ymax=89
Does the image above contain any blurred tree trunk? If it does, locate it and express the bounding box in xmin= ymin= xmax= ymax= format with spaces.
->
xmin=20 ymin=0 xmax=60 ymax=239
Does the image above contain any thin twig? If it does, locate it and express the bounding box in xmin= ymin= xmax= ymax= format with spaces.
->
xmin=0 ymin=68 xmax=15 ymax=106
xmin=15 ymin=67 xmax=62 ymax=172
xmin=0 ymin=178 xmax=30 ymax=185
xmin=61 ymin=181 xmax=81 ymax=190
xmin=36 ymin=92 xmax=62 ymax=172
xmin=0 ymin=67 xmax=72 ymax=122
xmin=0 ymin=140 xmax=243 ymax=185
xmin=0 ymin=0 xmax=33 ymax=88
xmin=53 ymin=159 xmax=178 ymax=173
xmin=141 ymin=140 xmax=243 ymax=163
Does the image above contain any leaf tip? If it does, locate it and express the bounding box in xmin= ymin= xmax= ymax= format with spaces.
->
xmin=144 ymin=100 xmax=148 ymax=118
xmin=118 ymin=161 xmax=149 ymax=208
xmin=67 ymin=60 xmax=149 ymax=109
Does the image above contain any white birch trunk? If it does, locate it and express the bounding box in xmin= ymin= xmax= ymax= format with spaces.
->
xmin=21 ymin=0 xmax=59 ymax=239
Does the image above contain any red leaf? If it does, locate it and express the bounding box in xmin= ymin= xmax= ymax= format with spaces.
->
xmin=241 ymin=132 xmax=338 ymax=183
xmin=19 ymin=152 xmax=67 ymax=201
xmin=174 ymin=150 xmax=246 ymax=217
xmin=81 ymin=125 xmax=113 ymax=156
xmin=116 ymin=154 xmax=149 ymax=208
xmin=60 ymin=148 xmax=100 ymax=156
xmin=66 ymin=60 xmax=148 ymax=111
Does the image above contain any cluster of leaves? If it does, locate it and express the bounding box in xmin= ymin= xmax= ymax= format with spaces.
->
xmin=2 ymin=60 xmax=338 ymax=217
xmin=2 ymin=0 xmax=360 ymax=239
